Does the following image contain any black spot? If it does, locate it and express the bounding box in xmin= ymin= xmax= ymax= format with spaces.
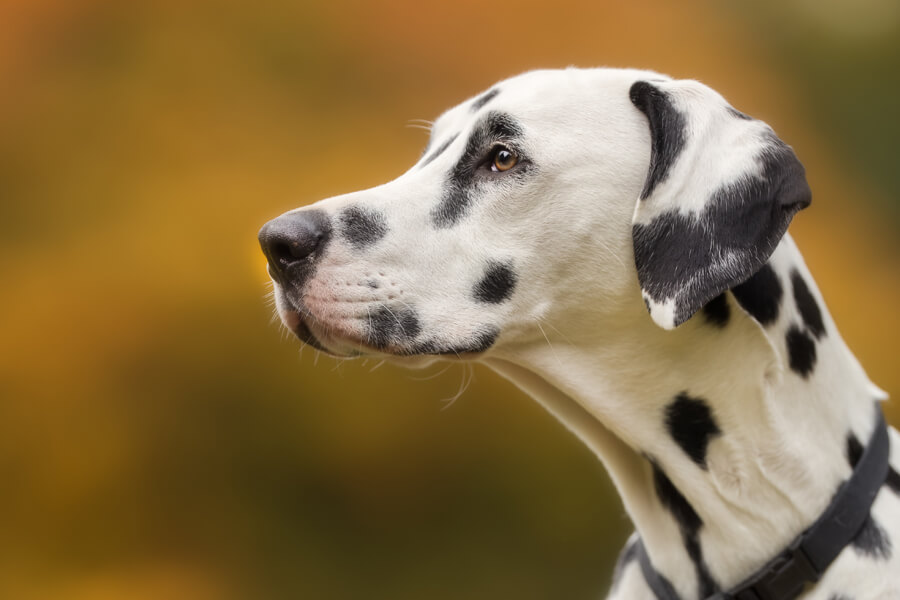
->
xmin=684 ymin=535 xmax=717 ymax=598
xmin=610 ymin=539 xmax=639 ymax=594
xmin=791 ymin=269 xmax=826 ymax=339
xmin=629 ymin=81 xmax=687 ymax=200
xmin=828 ymin=595 xmax=853 ymax=600
xmin=664 ymin=393 xmax=722 ymax=469
xmin=652 ymin=463 xmax=719 ymax=596
xmin=653 ymin=464 xmax=702 ymax=537
xmin=464 ymin=326 xmax=500 ymax=353
xmin=421 ymin=132 xmax=459 ymax=168
xmin=414 ymin=325 xmax=499 ymax=356
xmin=339 ymin=206 xmax=387 ymax=250
xmin=851 ymin=514 xmax=892 ymax=560
xmin=847 ymin=432 xmax=864 ymax=468
xmin=634 ymin=542 xmax=683 ymax=600
xmin=731 ymin=263 xmax=783 ymax=326
xmin=701 ymin=293 xmax=730 ymax=327
xmin=632 ymin=132 xmax=809 ymax=327
xmin=367 ymin=305 xmax=421 ymax=349
xmin=727 ymin=106 xmax=754 ymax=120
xmin=886 ymin=466 xmax=900 ymax=496
xmin=432 ymin=112 xmax=528 ymax=228
xmin=473 ymin=261 xmax=517 ymax=304
xmin=786 ymin=324 xmax=817 ymax=377
xmin=470 ymin=88 xmax=500 ymax=112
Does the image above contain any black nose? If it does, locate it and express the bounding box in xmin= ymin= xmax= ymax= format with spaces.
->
xmin=258 ymin=209 xmax=331 ymax=285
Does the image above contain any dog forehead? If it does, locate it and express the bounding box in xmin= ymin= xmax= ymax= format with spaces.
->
xmin=429 ymin=67 xmax=667 ymax=142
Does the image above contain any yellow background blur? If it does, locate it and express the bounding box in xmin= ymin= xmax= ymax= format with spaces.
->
xmin=1 ymin=1 xmax=898 ymax=598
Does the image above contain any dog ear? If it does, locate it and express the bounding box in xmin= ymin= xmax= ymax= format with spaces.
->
xmin=629 ymin=79 xmax=811 ymax=329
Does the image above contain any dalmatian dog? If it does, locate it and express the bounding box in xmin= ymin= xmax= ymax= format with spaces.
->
xmin=258 ymin=68 xmax=900 ymax=599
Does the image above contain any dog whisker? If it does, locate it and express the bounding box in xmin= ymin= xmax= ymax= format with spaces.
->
xmin=536 ymin=317 xmax=576 ymax=348
xmin=534 ymin=319 xmax=564 ymax=370
xmin=440 ymin=363 xmax=474 ymax=410
xmin=409 ymin=363 xmax=453 ymax=381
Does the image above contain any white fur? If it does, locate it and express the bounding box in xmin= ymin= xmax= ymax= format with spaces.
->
xmin=266 ymin=68 xmax=898 ymax=598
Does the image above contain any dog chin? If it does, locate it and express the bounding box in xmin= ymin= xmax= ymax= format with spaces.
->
xmin=282 ymin=314 xmax=487 ymax=366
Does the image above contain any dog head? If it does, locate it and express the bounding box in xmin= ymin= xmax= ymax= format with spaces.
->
xmin=259 ymin=68 xmax=810 ymax=359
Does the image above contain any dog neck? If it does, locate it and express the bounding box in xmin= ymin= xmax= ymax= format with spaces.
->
xmin=483 ymin=236 xmax=884 ymax=597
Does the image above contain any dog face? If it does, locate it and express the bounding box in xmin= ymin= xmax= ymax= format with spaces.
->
xmin=259 ymin=68 xmax=809 ymax=360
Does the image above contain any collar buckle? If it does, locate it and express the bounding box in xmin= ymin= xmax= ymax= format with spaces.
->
xmin=734 ymin=538 xmax=820 ymax=600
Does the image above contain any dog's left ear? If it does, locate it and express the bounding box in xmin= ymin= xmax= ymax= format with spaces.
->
xmin=628 ymin=78 xmax=811 ymax=329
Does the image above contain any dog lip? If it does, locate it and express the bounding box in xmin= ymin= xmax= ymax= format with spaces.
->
xmin=294 ymin=315 xmax=494 ymax=360
xmin=292 ymin=316 xmax=335 ymax=354
xmin=299 ymin=313 xmax=383 ymax=357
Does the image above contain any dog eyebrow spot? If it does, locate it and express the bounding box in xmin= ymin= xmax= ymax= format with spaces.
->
xmin=421 ymin=133 xmax=459 ymax=168
xmin=339 ymin=205 xmax=387 ymax=249
xmin=432 ymin=112 xmax=526 ymax=228
xmin=664 ymin=393 xmax=722 ymax=468
xmin=791 ymin=269 xmax=826 ymax=340
xmin=473 ymin=261 xmax=517 ymax=304
xmin=731 ymin=264 xmax=783 ymax=326
xmin=470 ymin=88 xmax=500 ymax=112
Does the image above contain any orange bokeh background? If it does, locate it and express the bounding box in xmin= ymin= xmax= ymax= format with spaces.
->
xmin=1 ymin=1 xmax=898 ymax=598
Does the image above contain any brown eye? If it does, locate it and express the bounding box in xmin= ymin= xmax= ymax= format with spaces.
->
xmin=491 ymin=147 xmax=518 ymax=172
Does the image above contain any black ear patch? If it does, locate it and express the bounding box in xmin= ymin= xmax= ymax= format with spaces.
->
xmin=631 ymin=79 xmax=811 ymax=329
xmin=473 ymin=261 xmax=517 ymax=304
xmin=340 ymin=206 xmax=387 ymax=249
xmin=629 ymin=81 xmax=687 ymax=200
xmin=632 ymin=138 xmax=811 ymax=327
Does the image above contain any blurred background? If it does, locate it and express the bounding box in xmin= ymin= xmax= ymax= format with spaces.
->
xmin=0 ymin=1 xmax=898 ymax=598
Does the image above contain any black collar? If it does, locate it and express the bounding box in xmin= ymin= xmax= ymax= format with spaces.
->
xmin=637 ymin=405 xmax=890 ymax=600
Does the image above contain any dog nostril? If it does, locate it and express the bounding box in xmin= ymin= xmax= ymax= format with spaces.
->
xmin=272 ymin=241 xmax=299 ymax=265
xmin=258 ymin=210 xmax=332 ymax=282
xmin=273 ymin=236 xmax=322 ymax=263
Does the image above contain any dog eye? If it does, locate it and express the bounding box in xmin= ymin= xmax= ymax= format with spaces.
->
xmin=491 ymin=147 xmax=519 ymax=172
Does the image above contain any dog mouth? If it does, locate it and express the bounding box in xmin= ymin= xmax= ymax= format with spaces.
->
xmin=274 ymin=289 xmax=498 ymax=359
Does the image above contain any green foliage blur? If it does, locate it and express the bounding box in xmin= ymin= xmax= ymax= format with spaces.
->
xmin=0 ymin=1 xmax=897 ymax=598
